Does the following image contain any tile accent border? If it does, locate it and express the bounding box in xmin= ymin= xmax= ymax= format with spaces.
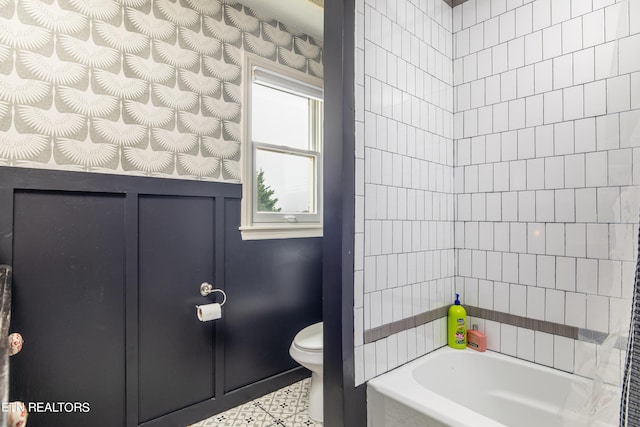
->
xmin=465 ymin=306 xmax=579 ymax=339
xmin=578 ymin=329 xmax=628 ymax=351
xmin=364 ymin=307 xmax=449 ymax=343
xmin=363 ymin=305 xmax=626 ymax=347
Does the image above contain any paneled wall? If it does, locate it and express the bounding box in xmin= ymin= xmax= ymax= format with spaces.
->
xmin=0 ymin=1 xmax=325 ymax=423
xmin=0 ymin=0 xmax=325 ymax=425
xmin=453 ymin=0 xmax=639 ymax=384
xmin=0 ymin=168 xmax=321 ymax=427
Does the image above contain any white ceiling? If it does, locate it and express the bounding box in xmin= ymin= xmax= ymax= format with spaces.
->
xmin=237 ymin=0 xmax=323 ymax=40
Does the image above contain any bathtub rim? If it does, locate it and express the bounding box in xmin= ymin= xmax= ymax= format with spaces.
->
xmin=367 ymin=347 xmax=507 ymax=427
xmin=366 ymin=345 xmax=620 ymax=427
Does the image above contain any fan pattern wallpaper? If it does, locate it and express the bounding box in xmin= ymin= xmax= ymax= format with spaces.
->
xmin=0 ymin=0 xmax=323 ymax=182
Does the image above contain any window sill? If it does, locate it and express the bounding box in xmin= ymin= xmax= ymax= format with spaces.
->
xmin=239 ymin=224 xmax=323 ymax=240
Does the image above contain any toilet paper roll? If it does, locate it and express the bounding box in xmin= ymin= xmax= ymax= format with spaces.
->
xmin=197 ymin=303 xmax=221 ymax=322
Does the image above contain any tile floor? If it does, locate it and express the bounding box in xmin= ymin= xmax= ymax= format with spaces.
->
xmin=189 ymin=378 xmax=322 ymax=427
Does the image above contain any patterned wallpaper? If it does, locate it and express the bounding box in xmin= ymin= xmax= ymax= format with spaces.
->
xmin=0 ymin=0 xmax=323 ymax=182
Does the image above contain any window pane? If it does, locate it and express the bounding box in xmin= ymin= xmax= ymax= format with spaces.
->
xmin=252 ymin=83 xmax=310 ymax=150
xmin=255 ymin=149 xmax=315 ymax=215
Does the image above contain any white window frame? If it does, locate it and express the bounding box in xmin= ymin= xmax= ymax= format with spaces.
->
xmin=240 ymin=53 xmax=323 ymax=240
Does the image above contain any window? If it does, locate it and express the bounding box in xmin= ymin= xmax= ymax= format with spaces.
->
xmin=240 ymin=54 xmax=323 ymax=240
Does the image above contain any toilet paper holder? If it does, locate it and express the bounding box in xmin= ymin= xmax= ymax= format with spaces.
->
xmin=199 ymin=282 xmax=227 ymax=306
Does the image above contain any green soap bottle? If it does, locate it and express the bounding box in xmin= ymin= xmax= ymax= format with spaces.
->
xmin=447 ymin=293 xmax=467 ymax=349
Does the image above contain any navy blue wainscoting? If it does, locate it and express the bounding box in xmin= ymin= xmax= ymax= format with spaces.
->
xmin=223 ymin=199 xmax=322 ymax=393
xmin=0 ymin=167 xmax=321 ymax=427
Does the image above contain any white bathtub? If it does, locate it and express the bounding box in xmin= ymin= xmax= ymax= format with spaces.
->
xmin=367 ymin=347 xmax=620 ymax=427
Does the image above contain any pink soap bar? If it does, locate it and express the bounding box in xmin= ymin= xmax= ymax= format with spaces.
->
xmin=467 ymin=329 xmax=486 ymax=352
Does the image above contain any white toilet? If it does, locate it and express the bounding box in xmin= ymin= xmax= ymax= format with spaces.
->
xmin=289 ymin=322 xmax=323 ymax=422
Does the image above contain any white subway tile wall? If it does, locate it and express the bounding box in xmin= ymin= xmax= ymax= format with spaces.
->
xmin=354 ymin=0 xmax=455 ymax=385
xmin=453 ymin=0 xmax=639 ymax=384
xmin=355 ymin=0 xmax=638 ymax=387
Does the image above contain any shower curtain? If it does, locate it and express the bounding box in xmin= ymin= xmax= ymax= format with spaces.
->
xmin=621 ymin=217 xmax=640 ymax=426
xmin=0 ymin=265 xmax=12 ymax=427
